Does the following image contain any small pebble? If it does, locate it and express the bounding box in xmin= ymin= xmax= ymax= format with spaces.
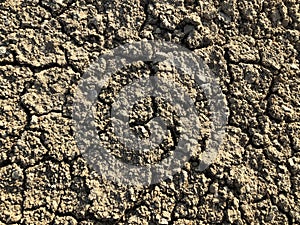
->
xmin=0 ymin=46 xmax=6 ymax=55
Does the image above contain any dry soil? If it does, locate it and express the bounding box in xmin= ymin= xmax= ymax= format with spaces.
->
xmin=0 ymin=0 xmax=299 ymax=224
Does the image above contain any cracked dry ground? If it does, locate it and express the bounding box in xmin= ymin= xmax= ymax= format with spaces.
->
xmin=0 ymin=0 xmax=300 ymax=224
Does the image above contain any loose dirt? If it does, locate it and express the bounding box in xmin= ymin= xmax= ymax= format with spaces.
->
xmin=0 ymin=0 xmax=299 ymax=224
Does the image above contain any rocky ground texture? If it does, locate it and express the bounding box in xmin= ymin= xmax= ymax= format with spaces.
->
xmin=0 ymin=0 xmax=300 ymax=224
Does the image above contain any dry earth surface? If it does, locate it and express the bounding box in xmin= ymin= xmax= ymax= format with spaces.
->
xmin=0 ymin=0 xmax=300 ymax=224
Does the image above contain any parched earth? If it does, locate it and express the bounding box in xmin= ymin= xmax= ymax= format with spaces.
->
xmin=0 ymin=0 xmax=299 ymax=224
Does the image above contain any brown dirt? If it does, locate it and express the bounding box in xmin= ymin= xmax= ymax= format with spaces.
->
xmin=0 ymin=0 xmax=299 ymax=224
